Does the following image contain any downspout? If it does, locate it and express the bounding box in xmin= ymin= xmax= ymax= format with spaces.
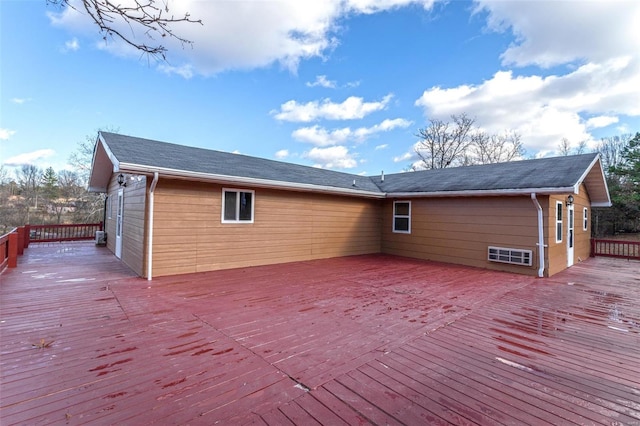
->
xmin=531 ymin=193 xmax=545 ymax=278
xmin=147 ymin=172 xmax=159 ymax=281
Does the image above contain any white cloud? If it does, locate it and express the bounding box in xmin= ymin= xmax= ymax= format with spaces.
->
xmin=63 ymin=38 xmax=80 ymax=52
xmin=0 ymin=128 xmax=16 ymax=140
xmin=275 ymin=149 xmax=289 ymax=159
xmin=415 ymin=58 xmax=640 ymax=153
xmin=375 ymin=144 xmax=388 ymax=150
xmin=304 ymin=146 xmax=358 ymax=169
xmin=11 ymin=98 xmax=30 ymax=104
xmin=476 ymin=0 xmax=640 ymax=68
xmin=49 ymin=0 xmax=436 ymax=76
xmin=586 ymin=116 xmax=619 ymax=130
xmin=273 ymin=94 xmax=393 ymax=122
xmin=347 ymin=0 xmax=435 ymax=14
xmin=409 ymin=0 xmax=640 ymax=156
xmin=158 ymin=64 xmax=195 ymax=79
xmin=393 ymin=151 xmax=414 ymax=163
xmin=306 ymin=75 xmax=337 ymax=88
xmin=3 ymin=149 xmax=55 ymax=166
xmin=293 ymin=125 xmax=352 ymax=146
xmin=292 ymin=117 xmax=411 ymax=146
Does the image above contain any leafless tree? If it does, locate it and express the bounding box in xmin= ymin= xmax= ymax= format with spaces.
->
xmin=69 ymin=131 xmax=111 ymax=223
xmin=575 ymin=140 xmax=588 ymax=155
xmin=16 ymin=165 xmax=43 ymax=224
xmin=47 ymin=0 xmax=202 ymax=59
xmin=596 ymin=134 xmax=631 ymax=172
xmin=414 ymin=114 xmax=475 ymax=170
xmin=468 ymin=131 xmax=524 ymax=165
xmin=558 ymin=138 xmax=572 ymax=156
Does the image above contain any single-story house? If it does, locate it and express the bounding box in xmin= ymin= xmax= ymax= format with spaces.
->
xmin=88 ymin=131 xmax=611 ymax=280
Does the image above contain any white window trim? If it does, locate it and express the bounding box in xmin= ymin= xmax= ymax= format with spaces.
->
xmin=106 ymin=195 xmax=112 ymax=219
xmin=555 ymin=201 xmax=563 ymax=243
xmin=221 ymin=188 xmax=255 ymax=224
xmin=583 ymin=207 xmax=588 ymax=231
xmin=392 ymin=200 xmax=411 ymax=234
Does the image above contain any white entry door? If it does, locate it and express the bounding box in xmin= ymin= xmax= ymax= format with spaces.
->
xmin=115 ymin=188 xmax=124 ymax=259
xmin=567 ymin=204 xmax=574 ymax=267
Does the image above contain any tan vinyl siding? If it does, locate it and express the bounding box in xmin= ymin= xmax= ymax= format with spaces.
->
xmin=574 ymin=184 xmax=592 ymax=261
xmin=547 ymin=186 xmax=592 ymax=276
xmin=382 ymin=196 xmax=540 ymax=276
xmin=151 ymin=181 xmax=381 ymax=277
xmin=103 ymin=175 xmax=147 ymax=277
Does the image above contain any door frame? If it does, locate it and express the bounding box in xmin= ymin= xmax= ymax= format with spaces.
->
xmin=115 ymin=188 xmax=124 ymax=259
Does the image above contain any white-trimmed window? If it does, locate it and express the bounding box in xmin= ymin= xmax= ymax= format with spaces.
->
xmin=555 ymin=201 xmax=563 ymax=243
xmin=393 ymin=201 xmax=411 ymax=233
xmin=222 ymin=188 xmax=254 ymax=223
xmin=583 ymin=207 xmax=588 ymax=231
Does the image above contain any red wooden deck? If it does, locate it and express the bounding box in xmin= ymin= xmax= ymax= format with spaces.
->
xmin=1 ymin=242 xmax=639 ymax=425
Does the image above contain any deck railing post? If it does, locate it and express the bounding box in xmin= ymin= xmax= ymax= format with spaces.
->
xmin=8 ymin=231 xmax=18 ymax=268
xmin=24 ymin=224 xmax=31 ymax=248
xmin=16 ymin=226 xmax=25 ymax=256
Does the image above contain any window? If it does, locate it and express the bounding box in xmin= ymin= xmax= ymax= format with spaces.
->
xmin=393 ymin=201 xmax=411 ymax=233
xmin=583 ymin=207 xmax=588 ymax=231
xmin=106 ymin=196 xmax=112 ymax=219
xmin=555 ymin=201 xmax=563 ymax=243
xmin=222 ymin=189 xmax=254 ymax=223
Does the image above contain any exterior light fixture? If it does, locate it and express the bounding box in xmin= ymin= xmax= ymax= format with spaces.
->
xmin=117 ymin=173 xmax=127 ymax=187
xmin=566 ymin=195 xmax=574 ymax=206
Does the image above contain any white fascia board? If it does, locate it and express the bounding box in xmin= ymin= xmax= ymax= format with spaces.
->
xmin=386 ymin=187 xmax=576 ymax=199
xmin=591 ymin=201 xmax=613 ymax=207
xmin=98 ymin=133 xmax=121 ymax=172
xmin=117 ymin=163 xmax=386 ymax=199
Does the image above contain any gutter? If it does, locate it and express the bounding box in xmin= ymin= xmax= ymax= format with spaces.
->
xmin=531 ymin=193 xmax=545 ymax=278
xmin=147 ymin=172 xmax=159 ymax=281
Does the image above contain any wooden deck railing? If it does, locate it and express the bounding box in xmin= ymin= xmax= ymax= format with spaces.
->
xmin=591 ymin=238 xmax=640 ymax=260
xmin=28 ymin=223 xmax=103 ymax=243
xmin=0 ymin=223 xmax=103 ymax=274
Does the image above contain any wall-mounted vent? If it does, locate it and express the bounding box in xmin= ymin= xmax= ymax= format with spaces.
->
xmin=488 ymin=246 xmax=532 ymax=266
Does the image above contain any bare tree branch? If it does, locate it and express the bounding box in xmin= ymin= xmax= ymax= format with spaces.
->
xmin=469 ymin=130 xmax=524 ymax=165
xmin=414 ymin=114 xmax=475 ymax=170
xmin=47 ymin=0 xmax=202 ymax=60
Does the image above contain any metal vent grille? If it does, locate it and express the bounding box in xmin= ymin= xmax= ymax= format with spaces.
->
xmin=488 ymin=246 xmax=532 ymax=266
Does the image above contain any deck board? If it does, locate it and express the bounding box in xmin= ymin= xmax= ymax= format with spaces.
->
xmin=1 ymin=242 xmax=639 ymax=424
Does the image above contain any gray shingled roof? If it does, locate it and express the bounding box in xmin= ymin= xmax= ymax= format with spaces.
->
xmin=100 ymin=132 xmax=382 ymax=193
xmin=97 ymin=132 xmax=604 ymax=199
xmin=376 ymin=153 xmax=599 ymax=193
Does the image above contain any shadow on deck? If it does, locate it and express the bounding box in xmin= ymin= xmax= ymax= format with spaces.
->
xmin=1 ymin=242 xmax=639 ymax=425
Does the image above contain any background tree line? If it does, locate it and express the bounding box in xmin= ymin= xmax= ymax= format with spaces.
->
xmin=0 ymin=134 xmax=104 ymax=234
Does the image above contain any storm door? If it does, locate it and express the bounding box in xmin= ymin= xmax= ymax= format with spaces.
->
xmin=567 ymin=204 xmax=574 ymax=267
xmin=115 ymin=188 xmax=124 ymax=259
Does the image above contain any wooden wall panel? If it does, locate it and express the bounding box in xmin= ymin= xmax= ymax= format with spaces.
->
xmin=381 ymin=196 xmax=541 ymax=276
xmin=547 ymin=185 xmax=592 ymax=276
xmin=102 ymin=175 xmax=147 ymax=277
xmin=150 ymin=181 xmax=382 ymax=277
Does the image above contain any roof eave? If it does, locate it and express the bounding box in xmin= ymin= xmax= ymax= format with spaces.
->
xmin=87 ymin=133 xmax=121 ymax=193
xmin=118 ymin=163 xmax=386 ymax=199
xmin=577 ymin=154 xmax=612 ymax=206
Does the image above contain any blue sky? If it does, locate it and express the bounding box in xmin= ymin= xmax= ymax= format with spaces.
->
xmin=1 ymin=0 xmax=639 ymax=179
